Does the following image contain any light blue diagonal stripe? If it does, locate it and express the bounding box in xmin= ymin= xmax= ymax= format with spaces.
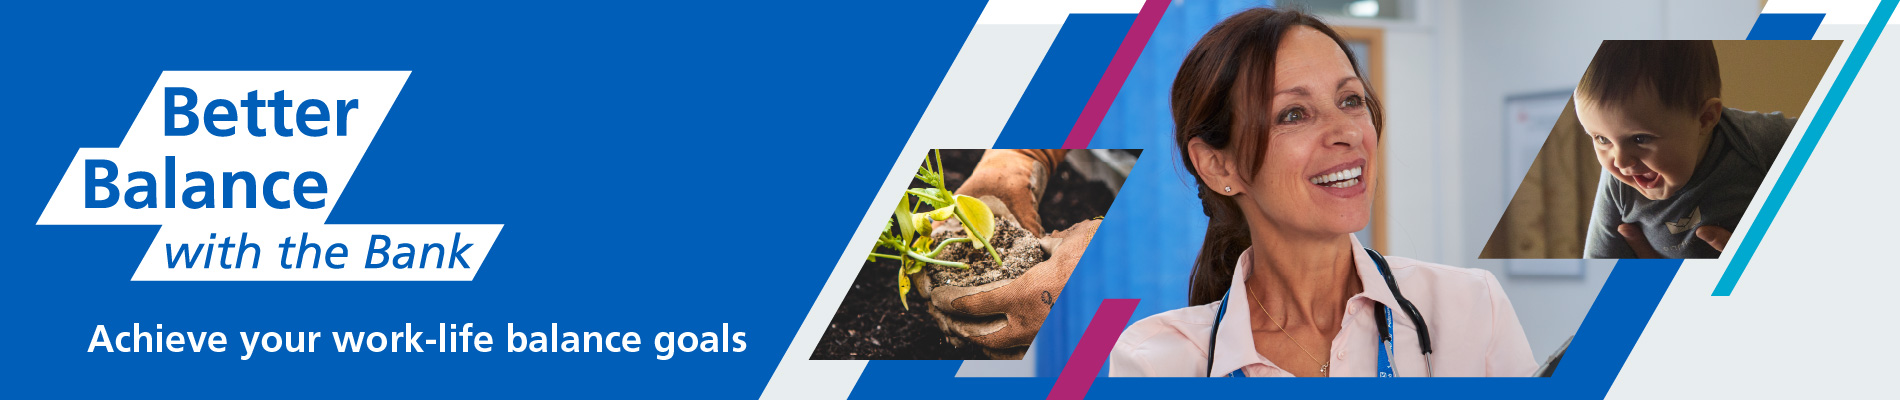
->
xmin=1715 ymin=0 xmax=1897 ymax=296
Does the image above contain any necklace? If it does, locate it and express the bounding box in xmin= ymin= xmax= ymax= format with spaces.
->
xmin=1246 ymin=285 xmax=1330 ymax=376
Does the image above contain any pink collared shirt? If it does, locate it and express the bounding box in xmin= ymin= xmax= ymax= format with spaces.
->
xmin=1110 ymin=235 xmax=1537 ymax=377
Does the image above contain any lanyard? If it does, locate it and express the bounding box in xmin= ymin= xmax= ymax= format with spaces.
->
xmin=1378 ymin=304 xmax=1397 ymax=377
xmin=1212 ymin=290 xmax=1401 ymax=378
xmin=1207 ymin=248 xmax=1430 ymax=377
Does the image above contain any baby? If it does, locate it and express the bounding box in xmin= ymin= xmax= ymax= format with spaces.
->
xmin=1577 ymin=41 xmax=1795 ymax=259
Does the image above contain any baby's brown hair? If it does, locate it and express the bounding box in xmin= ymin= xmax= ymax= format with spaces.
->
xmin=1578 ymin=40 xmax=1721 ymax=115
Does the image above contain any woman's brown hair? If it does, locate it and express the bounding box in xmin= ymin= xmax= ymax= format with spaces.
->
xmin=1175 ymin=8 xmax=1384 ymax=306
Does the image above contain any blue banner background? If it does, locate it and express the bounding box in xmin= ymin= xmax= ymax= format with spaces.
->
xmin=0 ymin=1 xmax=984 ymax=397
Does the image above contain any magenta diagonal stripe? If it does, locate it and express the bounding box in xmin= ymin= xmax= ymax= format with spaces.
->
xmin=1047 ymin=299 xmax=1140 ymax=400
xmin=1062 ymin=0 xmax=1169 ymax=149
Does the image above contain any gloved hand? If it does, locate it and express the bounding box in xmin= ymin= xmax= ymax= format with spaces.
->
xmin=956 ymin=149 xmax=1067 ymax=236
xmin=910 ymin=198 xmax=1098 ymax=359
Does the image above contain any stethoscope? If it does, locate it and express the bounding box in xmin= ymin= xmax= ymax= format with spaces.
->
xmin=1205 ymin=248 xmax=1434 ymax=377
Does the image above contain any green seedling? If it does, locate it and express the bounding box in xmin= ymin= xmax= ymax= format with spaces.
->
xmin=867 ymin=150 xmax=1005 ymax=309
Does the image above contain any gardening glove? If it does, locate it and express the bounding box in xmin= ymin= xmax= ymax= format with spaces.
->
xmin=925 ymin=218 xmax=1100 ymax=360
xmin=908 ymin=195 xmax=1022 ymax=304
xmin=957 ymin=149 xmax=1067 ymax=236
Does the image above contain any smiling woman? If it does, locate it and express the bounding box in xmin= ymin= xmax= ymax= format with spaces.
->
xmin=1108 ymin=7 xmax=1537 ymax=378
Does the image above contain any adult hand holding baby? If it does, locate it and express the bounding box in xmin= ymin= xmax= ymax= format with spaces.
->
xmin=1694 ymin=226 xmax=1731 ymax=251
xmin=1617 ymin=223 xmax=1733 ymax=257
xmin=1616 ymin=224 xmax=1665 ymax=258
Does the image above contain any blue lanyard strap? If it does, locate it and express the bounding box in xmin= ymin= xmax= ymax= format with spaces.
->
xmin=1378 ymin=304 xmax=1397 ymax=377
xmin=1211 ymin=291 xmax=1238 ymax=377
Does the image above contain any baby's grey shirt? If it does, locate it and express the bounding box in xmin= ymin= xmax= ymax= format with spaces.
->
xmin=1583 ymin=108 xmax=1795 ymax=259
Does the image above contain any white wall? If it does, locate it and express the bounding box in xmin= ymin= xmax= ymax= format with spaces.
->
xmin=1358 ymin=0 xmax=1763 ymax=361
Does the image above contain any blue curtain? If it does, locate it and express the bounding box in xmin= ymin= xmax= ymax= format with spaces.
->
xmin=1034 ymin=0 xmax=1277 ymax=378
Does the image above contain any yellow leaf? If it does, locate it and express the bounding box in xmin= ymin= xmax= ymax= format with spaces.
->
xmin=910 ymin=214 xmax=934 ymax=235
xmin=923 ymin=205 xmax=957 ymax=222
xmin=898 ymin=272 xmax=911 ymax=310
xmin=954 ymin=195 xmax=995 ymax=249
xmin=894 ymin=193 xmax=914 ymax=241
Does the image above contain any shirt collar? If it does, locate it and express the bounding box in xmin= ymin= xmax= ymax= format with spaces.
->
xmin=1207 ymin=234 xmax=1399 ymax=377
xmin=1208 ymin=247 xmax=1266 ymax=377
xmin=1347 ymin=234 xmax=1402 ymax=315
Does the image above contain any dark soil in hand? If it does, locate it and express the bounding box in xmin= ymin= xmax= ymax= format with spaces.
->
xmin=810 ymin=149 xmax=1134 ymax=360
xmin=929 ymin=217 xmax=1045 ymax=287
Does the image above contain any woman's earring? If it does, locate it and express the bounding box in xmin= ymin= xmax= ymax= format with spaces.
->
xmin=1224 ymin=186 xmax=1232 ymax=193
